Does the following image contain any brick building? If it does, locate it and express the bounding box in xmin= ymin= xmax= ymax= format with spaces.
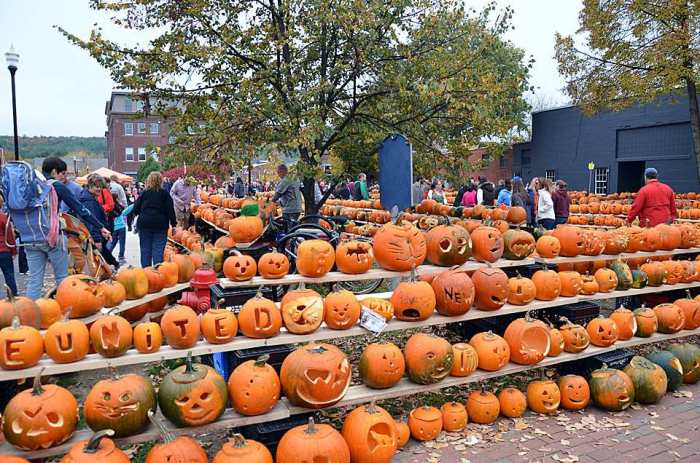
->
xmin=105 ymin=91 xmax=175 ymax=176
xmin=467 ymin=147 xmax=513 ymax=183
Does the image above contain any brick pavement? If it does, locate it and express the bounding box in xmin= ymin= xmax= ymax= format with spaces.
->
xmin=395 ymin=381 xmax=700 ymax=463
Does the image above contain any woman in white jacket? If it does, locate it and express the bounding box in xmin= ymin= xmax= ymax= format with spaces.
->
xmin=536 ymin=178 xmax=556 ymax=230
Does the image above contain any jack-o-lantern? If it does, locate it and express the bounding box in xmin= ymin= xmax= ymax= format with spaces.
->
xmin=133 ymin=317 xmax=163 ymax=354
xmin=390 ymin=271 xmax=436 ymax=321
xmin=324 ymin=288 xmax=361 ymax=329
xmin=212 ymin=434 xmax=273 ymax=463
xmin=395 ymin=421 xmax=410 ymax=448
xmin=558 ymin=375 xmax=590 ymax=410
xmin=44 ymin=313 xmax=90 ymax=363
xmin=594 ymin=268 xmax=618 ymax=293
xmin=656 ymin=223 xmax=682 ymax=250
xmin=471 ymin=267 xmax=509 ymax=310
xmin=559 ymin=317 xmax=590 ymax=353
xmin=581 ymin=230 xmax=606 ymax=256
xmin=470 ymin=226 xmax=504 ymax=263
xmin=502 ymin=228 xmax=536 ymax=260
xmin=295 ymin=239 xmax=335 ymax=277
xmin=280 ymin=343 xmax=351 ymax=409
xmin=143 ymin=267 xmax=166 ymax=294
xmin=160 ymin=305 xmax=201 ymax=349
xmin=89 ymin=314 xmax=133 ymax=358
xmin=662 ymin=260 xmax=685 ymax=284
xmin=258 ymin=251 xmax=290 ymax=279
xmin=440 ymin=402 xmax=468 ymax=432
xmin=115 ymin=266 xmax=149 ymax=300
xmin=2 ymin=372 xmax=79 ymax=450
xmin=158 ymin=354 xmax=228 ymax=427
xmin=507 ymin=273 xmax=536 ymax=305
xmin=653 ymin=303 xmax=685 ymax=333
xmin=201 ymin=308 xmax=238 ymax=344
xmin=282 ymin=291 xmax=324 ymax=334
xmin=532 ymin=268 xmax=561 ymax=301
xmin=646 ymin=350 xmax=684 ymax=391
xmin=342 ymin=402 xmax=397 ymax=462
xmin=536 ymin=235 xmax=561 ymax=258
xmin=55 ymin=275 xmax=104 ymax=318
xmin=558 ymin=271 xmax=583 ymax=297
xmin=407 ymin=406 xmax=442 ymax=441
xmin=403 ymin=333 xmax=453 ymax=384
xmin=276 ymin=417 xmax=350 ymax=463
xmin=98 ymin=279 xmax=127 ymax=308
xmin=145 ymin=412 xmax=208 ymax=463
xmin=60 ymin=429 xmax=130 ymax=463
xmin=586 ymin=316 xmax=619 ymax=347
xmin=335 ymin=240 xmax=374 ymax=274
xmin=84 ymin=373 xmax=156 ymax=437
xmin=665 ymin=343 xmax=700 ymax=384
xmin=623 ymin=356 xmax=668 ymax=404
xmin=634 ymin=304 xmax=658 ymax=337
xmin=361 ymin=297 xmax=394 ymax=321
xmin=223 ymin=253 xmax=257 ymax=281
xmin=238 ymin=292 xmax=282 ymax=338
xmin=228 ymin=355 xmax=280 ymax=416
xmin=359 ymin=342 xmax=405 ymax=389
xmin=0 ymin=317 xmax=43 ymax=370
xmin=431 ymin=267 xmax=474 ymax=316
xmin=498 ymin=387 xmax=527 ymax=418
xmin=469 ymin=331 xmax=510 ymax=371
xmin=609 ymin=306 xmax=637 ymax=340
xmin=466 ymin=390 xmax=500 ymax=424
xmin=589 ymin=365 xmax=635 ymax=411
xmin=450 ymin=342 xmax=479 ymax=377
xmin=372 ymin=222 xmax=427 ymax=271
xmin=527 ymin=379 xmax=561 ymax=414
xmin=580 ymin=274 xmax=599 ymax=295
xmin=425 ymin=225 xmax=471 ymax=266
xmin=641 ymin=261 xmax=666 ymax=286
xmin=551 ymin=225 xmax=585 ymax=257
xmin=504 ymin=315 xmax=551 ymax=365
xmin=676 ymin=291 xmax=700 ymax=329
xmin=548 ymin=326 xmax=565 ymax=357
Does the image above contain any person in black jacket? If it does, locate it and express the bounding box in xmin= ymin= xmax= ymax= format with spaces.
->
xmin=79 ymin=174 xmax=119 ymax=268
xmin=131 ymin=171 xmax=177 ymax=267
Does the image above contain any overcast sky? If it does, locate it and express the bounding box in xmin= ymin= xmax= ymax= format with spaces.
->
xmin=0 ymin=0 xmax=582 ymax=138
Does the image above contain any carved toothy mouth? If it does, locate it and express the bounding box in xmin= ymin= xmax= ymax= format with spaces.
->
xmin=400 ymin=308 xmax=421 ymax=319
xmin=541 ymin=400 xmax=559 ymax=410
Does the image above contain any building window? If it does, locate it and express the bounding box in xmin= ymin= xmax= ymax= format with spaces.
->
xmin=595 ymin=167 xmax=609 ymax=195
xmin=124 ymin=122 xmax=133 ymax=136
xmin=137 ymin=122 xmax=146 ymax=134
xmin=135 ymin=100 xmax=144 ymax=112
xmin=150 ymin=122 xmax=159 ymax=135
xmin=545 ymin=169 xmax=556 ymax=181
xmin=124 ymin=97 xmax=133 ymax=112
xmin=125 ymin=147 xmax=134 ymax=161
xmin=138 ymin=147 xmax=147 ymax=161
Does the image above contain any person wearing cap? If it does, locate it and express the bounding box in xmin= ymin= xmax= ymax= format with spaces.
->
xmin=627 ymin=168 xmax=677 ymax=227
xmin=552 ymin=180 xmax=571 ymax=225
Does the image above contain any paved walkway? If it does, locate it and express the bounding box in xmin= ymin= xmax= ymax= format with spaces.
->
xmin=396 ymin=382 xmax=699 ymax=463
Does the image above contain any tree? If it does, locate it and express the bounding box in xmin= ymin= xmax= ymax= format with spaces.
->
xmin=60 ymin=0 xmax=531 ymax=213
xmin=137 ymin=156 xmax=161 ymax=182
xmin=555 ymin=0 xmax=700 ymax=179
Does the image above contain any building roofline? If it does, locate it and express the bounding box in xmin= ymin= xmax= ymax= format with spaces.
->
xmin=531 ymin=103 xmax=577 ymax=115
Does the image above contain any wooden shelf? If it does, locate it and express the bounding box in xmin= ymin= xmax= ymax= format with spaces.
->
xmin=533 ymin=247 xmax=700 ymax=265
xmin=200 ymin=218 xmax=229 ymax=234
xmin=6 ymin=281 xmax=700 ymax=382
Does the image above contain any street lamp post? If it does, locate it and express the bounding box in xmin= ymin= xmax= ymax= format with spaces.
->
xmin=5 ymin=45 xmax=20 ymax=161
xmin=73 ymin=157 xmax=78 ymax=175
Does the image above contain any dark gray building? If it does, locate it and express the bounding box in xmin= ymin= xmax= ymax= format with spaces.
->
xmin=513 ymin=94 xmax=700 ymax=194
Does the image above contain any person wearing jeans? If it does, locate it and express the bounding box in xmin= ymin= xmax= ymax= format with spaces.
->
xmin=108 ymin=203 xmax=134 ymax=263
xmin=131 ymin=171 xmax=176 ymax=267
xmin=0 ymin=197 xmax=18 ymax=296
xmin=536 ymin=178 xmax=556 ymax=230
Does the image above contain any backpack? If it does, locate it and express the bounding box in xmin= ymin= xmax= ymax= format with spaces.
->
xmin=1 ymin=161 xmax=60 ymax=246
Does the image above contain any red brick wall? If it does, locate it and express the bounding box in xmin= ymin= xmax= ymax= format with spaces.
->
xmin=106 ymin=115 xmax=172 ymax=176
xmin=462 ymin=147 xmax=513 ymax=183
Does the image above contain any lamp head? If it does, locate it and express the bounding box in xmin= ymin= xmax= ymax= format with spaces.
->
xmin=5 ymin=45 xmax=19 ymax=71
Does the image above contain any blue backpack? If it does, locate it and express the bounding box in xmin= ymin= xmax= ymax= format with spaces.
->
xmin=1 ymin=161 xmax=59 ymax=245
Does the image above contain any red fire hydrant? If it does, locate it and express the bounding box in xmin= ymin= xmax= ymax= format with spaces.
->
xmin=178 ymin=265 xmax=219 ymax=314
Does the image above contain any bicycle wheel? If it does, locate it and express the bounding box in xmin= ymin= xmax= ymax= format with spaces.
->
xmin=337 ymin=278 xmax=384 ymax=294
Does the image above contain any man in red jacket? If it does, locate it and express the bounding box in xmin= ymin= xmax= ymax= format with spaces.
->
xmin=627 ymin=168 xmax=677 ymax=227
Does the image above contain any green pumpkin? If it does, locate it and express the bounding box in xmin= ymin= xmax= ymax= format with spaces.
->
xmin=623 ymin=356 xmax=668 ymax=404
xmin=451 ymin=206 xmax=463 ymax=218
xmin=610 ymin=260 xmax=633 ymax=290
xmin=665 ymin=343 xmax=700 ymax=384
xmin=502 ymin=229 xmax=536 ymax=260
xmin=645 ymin=350 xmax=684 ymax=391
xmin=157 ymin=354 xmax=228 ymax=427
xmin=630 ymin=269 xmax=648 ymax=289
xmin=532 ymin=226 xmax=546 ymax=240
xmin=589 ymin=365 xmax=635 ymax=411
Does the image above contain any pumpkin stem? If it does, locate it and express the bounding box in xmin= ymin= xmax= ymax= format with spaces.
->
xmin=107 ymin=363 xmax=120 ymax=380
xmin=409 ymin=265 xmax=417 ymax=282
xmin=31 ymin=368 xmax=46 ymax=396
xmin=10 ymin=316 xmax=20 ymax=330
xmin=231 ymin=433 xmax=248 ymax=448
xmin=255 ymin=285 xmax=265 ymax=298
xmin=255 ymin=354 xmax=270 ymax=367
xmin=148 ymin=410 xmax=175 ymax=443
xmin=184 ymin=351 xmax=196 ymax=373
xmin=305 ymin=417 xmax=318 ymax=434
xmin=367 ymin=400 xmax=378 ymax=414
xmin=63 ymin=307 xmax=73 ymax=321
xmin=216 ymin=298 xmax=226 ymax=310
xmin=686 ymin=289 xmax=692 ymax=299
xmin=4 ymin=284 xmax=14 ymax=302
xmin=84 ymin=429 xmax=115 ymax=453
xmin=308 ymin=344 xmax=328 ymax=354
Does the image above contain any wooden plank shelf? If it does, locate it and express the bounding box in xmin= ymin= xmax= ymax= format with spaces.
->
xmin=5 ymin=281 xmax=700 ymax=382
xmin=533 ymin=247 xmax=700 ymax=265
xmin=200 ymin=218 xmax=229 ymax=234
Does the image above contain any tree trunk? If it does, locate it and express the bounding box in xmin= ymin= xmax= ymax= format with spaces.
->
xmin=302 ymin=176 xmax=318 ymax=216
xmin=687 ymin=79 xmax=700 ymax=183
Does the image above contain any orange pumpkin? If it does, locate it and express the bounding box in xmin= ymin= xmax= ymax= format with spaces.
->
xmin=407 ymin=406 xmax=442 ymax=441
xmin=257 ymin=252 xmax=290 ymax=279
xmin=228 ymin=355 xmax=280 ymax=416
xmin=558 ymin=375 xmax=590 ymax=410
xmin=558 ymin=271 xmax=583 ymax=297
xmin=440 ymin=402 xmax=468 ymax=432
xmin=223 ymin=253 xmax=258 ymax=281
xmin=551 ymin=226 xmax=584 ymax=257
xmin=324 ymin=288 xmax=361 ymax=329
xmin=536 ymin=235 xmax=561 ymax=258
xmin=469 ymin=331 xmax=510 ymax=371
xmin=653 ymin=303 xmax=685 ymax=333
xmin=527 ymin=379 xmax=561 ymax=414
xmin=470 ymin=227 xmax=504 ymax=263
xmin=431 ymin=267 xmax=474 ymax=316
xmin=390 ymin=274 xmax=436 ymax=321
xmin=472 ymin=267 xmax=509 ymax=310
xmin=359 ymin=342 xmax=405 ymax=389
xmin=372 ymin=222 xmax=427 ymax=271
xmin=160 ymin=305 xmax=200 ymax=349
xmin=201 ymin=308 xmax=238 ymax=344
xmin=296 ymin=240 xmax=336 ymax=277
xmin=594 ymin=268 xmax=618 ymax=293
xmin=335 ymin=240 xmax=374 ymax=274
xmin=504 ymin=315 xmax=551 ymax=365
xmin=498 ymin=387 xmax=527 ymax=418
xmin=586 ymin=316 xmax=619 ymax=347
xmin=238 ymin=292 xmax=282 ymax=338
xmin=425 ymin=225 xmax=471 ymax=266
xmin=466 ymin=390 xmax=500 ymax=424
xmin=532 ymin=268 xmax=561 ymax=300
xmin=610 ymin=306 xmax=637 ymax=340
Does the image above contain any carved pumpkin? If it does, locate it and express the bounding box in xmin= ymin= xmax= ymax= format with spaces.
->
xmin=675 ymin=291 xmax=700 ymax=329
xmin=361 ymin=297 xmax=394 ymax=321
xmin=431 ymin=267 xmax=474 ymax=316
xmin=258 ymin=251 xmax=290 ymax=279
xmin=594 ymin=268 xmax=618 ymax=293
xmin=558 ymin=375 xmax=590 ymax=410
xmin=656 ymin=223 xmax=682 ymax=250
xmin=0 ymin=318 xmax=43 ymax=370
xmin=466 ymin=390 xmax=500 ymax=424
xmin=59 ymin=430 xmax=130 ymax=463
xmin=89 ymin=315 xmax=133 ymax=358
xmin=55 ymin=275 xmax=104 ymax=318
xmin=581 ymin=230 xmax=606 ymax=256
xmin=390 ymin=273 xmax=436 ymax=321
xmin=323 ymin=288 xmax=361 ymax=329
xmin=158 ymin=354 xmax=228 ymax=427
xmin=665 ymin=343 xmax=700 ymax=384
xmin=662 ymin=260 xmax=685 ymax=284
xmin=44 ymin=313 xmax=90 ymax=363
xmin=133 ymin=317 xmax=163 ymax=354
xmin=470 ymin=226 xmax=504 ymax=263
xmin=559 ymin=317 xmax=590 ymax=353
xmin=440 ymin=402 xmax=468 ymax=432
xmin=223 ymin=253 xmax=257 ymax=281
xmin=145 ymin=412 xmax=208 ymax=463
xmin=498 ymin=387 xmax=527 ymax=418
xmin=280 ymin=343 xmax=351 ymax=409
xmin=558 ymin=271 xmax=583 ymax=297
xmin=372 ymin=221 xmax=427 ymax=271
xmin=623 ymin=356 xmax=668 ymax=404
xmin=160 ymin=305 xmax=201 ymax=349
xmin=641 ymin=261 xmax=666 ymax=286
xmin=359 ymin=342 xmax=405 ymax=389
xmin=335 ymin=240 xmax=374 ymax=274
xmin=282 ymin=293 xmax=324 ymax=334
xmin=296 ymin=239 xmax=336 ymax=277
xmin=507 ymin=206 xmax=527 ymax=224
xmin=84 ymin=373 xmax=156 ymax=437
xmin=394 ymin=421 xmax=410 ymax=449
xmin=201 ymin=308 xmax=238 ymax=344
xmin=532 ymin=268 xmax=561 ymax=300
xmin=157 ymin=261 xmax=179 ymax=287
xmin=548 ymin=326 xmax=565 ymax=357
xmin=502 ymin=228 xmax=536 ymax=260
xmin=407 ymin=406 xmax=443 ymax=441
xmin=450 ymin=342 xmax=479 ymax=377
xmin=580 ymin=273 xmax=599 ymax=295
xmin=646 ymin=350 xmax=684 ymax=391
xmin=238 ymin=292 xmax=282 ymax=338
xmin=504 ymin=315 xmax=551 ymax=365
xmin=535 ymin=235 xmax=560 ymax=258
xmin=342 ymin=403 xmax=397 ymax=462
xmin=507 ymin=273 xmax=536 ymax=305
xmin=228 ymin=355 xmax=280 ymax=416
xmin=2 ymin=372 xmax=79 ymax=450
xmin=471 ymin=267 xmax=509 ymax=310
xmin=527 ymin=379 xmax=561 ymax=414
xmin=609 ymin=306 xmax=637 ymax=340
xmin=114 ymin=266 xmax=149 ymax=300
xmin=143 ymin=267 xmax=166 ymax=294
xmin=98 ymin=279 xmax=127 ymax=308
xmin=212 ymin=434 xmax=273 ymax=463
xmin=469 ymin=331 xmax=510 ymax=371
xmin=589 ymin=365 xmax=635 ymax=411
xmin=653 ymin=303 xmax=685 ymax=333
xmin=586 ymin=316 xmax=619 ymax=347
xmin=551 ymin=225 xmax=584 ymax=257
xmin=634 ymin=304 xmax=658 ymax=337
xmin=403 ymin=333 xmax=453 ymax=385
xmin=425 ymin=225 xmax=471 ymax=266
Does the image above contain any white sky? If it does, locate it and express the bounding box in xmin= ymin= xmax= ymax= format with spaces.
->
xmin=0 ymin=0 xmax=582 ymax=137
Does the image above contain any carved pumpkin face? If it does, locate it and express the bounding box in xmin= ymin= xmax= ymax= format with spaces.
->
xmin=471 ymin=268 xmax=509 ymax=310
xmin=55 ymin=275 xmax=104 ymax=319
xmin=469 ymin=331 xmax=510 ymax=371
xmin=431 ymin=268 xmax=475 ymax=316
xmin=440 ymin=402 xmax=468 ymax=432
xmin=390 ymin=280 xmax=436 ymax=321
xmin=610 ymin=307 xmax=637 ymax=340
xmin=559 ymin=319 xmax=590 ymax=353
xmin=295 ymin=239 xmax=335 ymax=277
xmin=280 ymin=343 xmax=351 ymax=409
xmin=323 ymin=289 xmax=361 ymax=329
xmin=580 ymin=274 xmax=599 ymax=295
xmin=558 ymin=375 xmax=590 ymax=410
xmin=675 ymin=296 xmax=700 ymax=329
xmin=133 ymin=321 xmax=163 ymax=354
xmin=653 ymin=303 xmax=685 ymax=333
xmin=641 ymin=261 xmax=667 ymax=286
xmin=257 ymin=251 xmax=290 ymax=279
xmin=466 ymin=390 xmax=500 ymax=424
xmin=403 ymin=333 xmax=453 ymax=385
xmin=201 ymin=308 xmax=238 ymax=344
xmin=450 ymin=342 xmax=479 ymax=377
xmin=227 ymin=356 xmax=281 ymax=416
xmin=470 ymin=226 xmax=504 ymax=263
xmin=532 ymin=269 xmax=561 ymax=301
xmin=223 ymin=254 xmax=257 ymax=281
xmin=594 ymin=268 xmax=618 ymax=293
xmin=586 ymin=317 xmax=619 ymax=347
xmin=504 ymin=316 xmax=551 ymax=365
xmin=502 ymin=229 xmax=536 ymax=260
xmin=426 ymin=225 xmax=471 ymax=266
xmin=89 ymin=315 xmax=133 ymax=358
xmin=359 ymin=342 xmax=406 ymax=389
xmin=335 ymin=240 xmax=374 ymax=274
xmin=558 ymin=271 xmax=583 ymax=297
xmin=160 ymin=305 xmax=201 ymax=349
xmin=527 ymin=380 xmax=561 ymax=414
xmin=498 ymin=387 xmax=527 ymax=418
xmin=341 ymin=403 xmax=397 ymax=462
xmin=238 ymin=294 xmax=282 ymax=338
xmin=146 ymin=435 xmax=208 ymax=463
xmin=589 ymin=367 xmax=635 ymax=411
xmin=507 ymin=275 xmax=536 ymax=305
xmin=372 ymin=221 xmax=427 ymax=271
xmin=44 ymin=318 xmax=90 ymax=363
xmin=84 ymin=374 xmax=156 ymax=438
xmin=536 ymin=235 xmax=561 ymax=258
xmin=408 ymin=406 xmax=443 ymax=441
xmin=634 ymin=305 xmax=658 ymax=337
xmin=548 ymin=327 xmax=565 ymax=357
xmin=551 ymin=226 xmax=585 ymax=257
xmin=282 ymin=295 xmax=324 ymax=334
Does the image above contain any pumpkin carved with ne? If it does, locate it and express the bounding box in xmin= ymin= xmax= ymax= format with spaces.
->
xmin=228 ymin=355 xmax=280 ymax=416
xmin=212 ymin=434 xmax=273 ymax=463
xmin=403 ymin=333 xmax=453 ymax=385
xmin=89 ymin=315 xmax=133 ymax=358
xmin=408 ymin=406 xmax=443 ymax=441
xmin=276 ymin=417 xmax=350 ymax=463
xmin=372 ymin=222 xmax=427 ymax=271
xmin=341 ymin=402 xmax=398 ymax=463
xmin=359 ymin=342 xmax=405 ymax=389
xmin=59 ymin=430 xmax=130 ymax=463
xmin=558 ymin=375 xmax=590 ymax=410
xmin=238 ymin=292 xmax=282 ymax=338
xmin=431 ymin=267 xmax=475 ymax=316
